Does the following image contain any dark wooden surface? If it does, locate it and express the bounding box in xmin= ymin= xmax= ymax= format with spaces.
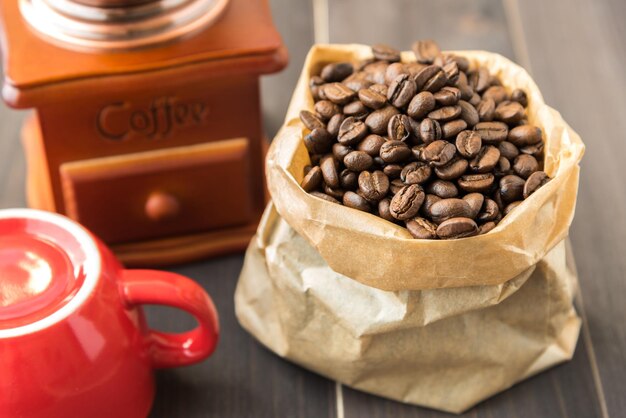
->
xmin=1 ymin=0 xmax=624 ymax=417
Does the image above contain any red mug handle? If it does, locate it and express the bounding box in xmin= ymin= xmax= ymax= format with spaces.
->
xmin=120 ymin=270 xmax=219 ymax=368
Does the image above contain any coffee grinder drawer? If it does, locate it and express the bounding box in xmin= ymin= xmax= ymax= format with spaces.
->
xmin=60 ymin=138 xmax=253 ymax=244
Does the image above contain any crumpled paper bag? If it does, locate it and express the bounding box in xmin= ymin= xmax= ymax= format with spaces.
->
xmin=235 ymin=45 xmax=584 ymax=413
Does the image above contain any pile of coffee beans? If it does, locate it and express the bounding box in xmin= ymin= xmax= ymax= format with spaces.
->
xmin=299 ymin=40 xmax=550 ymax=239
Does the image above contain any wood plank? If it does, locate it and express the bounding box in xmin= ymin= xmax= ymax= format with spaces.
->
xmin=328 ymin=0 xmax=604 ymax=417
xmin=513 ymin=0 xmax=626 ymax=416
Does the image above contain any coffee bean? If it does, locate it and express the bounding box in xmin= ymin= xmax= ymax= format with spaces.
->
xmin=320 ymin=155 xmax=340 ymax=188
xmin=456 ymin=130 xmax=482 ymax=158
xmin=513 ymin=154 xmax=539 ymax=179
xmin=428 ymin=105 xmax=461 ymax=122
xmin=406 ymin=217 xmax=438 ymax=239
xmin=314 ymin=100 xmax=340 ymax=121
xmin=422 ymin=140 xmax=457 ymax=167
xmin=389 ymin=178 xmax=405 ymax=195
xmin=482 ymin=86 xmax=508 ymax=104
xmin=463 ymin=193 xmax=485 ymax=219
xmin=343 ymin=71 xmax=374 ymax=91
xmin=332 ymin=143 xmax=352 ymax=161
xmin=387 ymin=74 xmax=417 ymax=107
xmin=443 ymin=61 xmax=460 ymax=84
xmin=412 ymin=144 xmax=427 ymax=160
xmin=323 ymin=83 xmax=356 ymax=105
xmin=389 ymin=184 xmax=425 ymax=220
xmin=476 ymin=98 xmax=496 ymax=122
xmin=436 ymin=217 xmax=478 ymax=239
xmin=442 ymin=119 xmax=468 ymax=139
xmin=301 ymin=166 xmax=322 ymax=192
xmin=434 ymin=86 xmax=461 ymax=106
xmin=401 ymin=162 xmax=432 ymax=185
xmin=495 ymin=101 xmax=525 ymax=124
xmin=378 ymin=198 xmax=396 ymax=222
xmin=384 ymin=62 xmax=407 ymax=84
xmin=310 ymin=76 xmax=325 ymax=100
xmin=343 ymin=191 xmax=371 ymax=212
xmin=426 ymin=179 xmax=458 ymax=198
xmin=508 ymin=125 xmax=542 ymax=146
xmin=458 ymin=173 xmax=495 ymax=193
xmin=478 ymin=198 xmax=499 ymax=222
xmin=370 ymin=83 xmax=388 ymax=96
xmin=455 ymin=71 xmax=474 ymax=100
xmin=383 ymin=164 xmax=403 ymax=179
xmin=478 ymin=221 xmax=496 ymax=235
xmin=421 ymin=194 xmax=441 ymax=217
xmin=412 ymin=39 xmax=441 ymax=64
xmin=499 ymin=174 xmax=526 ymax=203
xmin=523 ymin=171 xmax=550 ymax=198
xmin=430 ymin=198 xmax=472 ymax=223
xmin=344 ymin=100 xmax=369 ymax=119
xmin=357 ymin=134 xmax=386 ymax=156
xmin=344 ymin=151 xmax=374 ymax=171
xmin=388 ymin=114 xmax=412 ymax=141
xmin=420 ymin=118 xmax=443 ymax=143
xmin=458 ymin=100 xmax=480 ymax=127
xmin=300 ymin=110 xmax=325 ymax=130
xmin=498 ymin=141 xmax=520 ymax=160
xmin=358 ymin=88 xmax=387 ymax=109
xmin=436 ymin=53 xmax=470 ymax=73
xmin=511 ymin=89 xmax=528 ymax=107
xmin=365 ymin=105 xmax=400 ymax=134
xmin=474 ymin=121 xmax=508 ymax=144
xmin=470 ymin=145 xmax=501 ymax=173
xmin=339 ymin=169 xmax=358 ymax=190
xmin=380 ymin=140 xmax=412 ymax=163
xmin=304 ymin=128 xmax=333 ymax=154
xmin=372 ymin=44 xmax=401 ymax=62
xmin=358 ymin=170 xmax=390 ymax=201
xmin=423 ymin=67 xmax=448 ymax=93
xmin=362 ymin=61 xmax=388 ymax=84
xmin=434 ymin=157 xmax=468 ymax=180
xmin=321 ymin=62 xmax=354 ymax=82
xmin=469 ymin=67 xmax=490 ymax=93
xmin=324 ymin=185 xmax=345 ymax=200
xmin=338 ymin=117 xmax=368 ymax=145
xmin=504 ymin=201 xmax=523 ymax=216
xmin=310 ymin=191 xmax=340 ymax=204
xmin=520 ymin=141 xmax=544 ymax=157
xmin=494 ymin=156 xmax=512 ymax=177
xmin=407 ymin=91 xmax=436 ymax=119
xmin=327 ymin=113 xmax=346 ymax=137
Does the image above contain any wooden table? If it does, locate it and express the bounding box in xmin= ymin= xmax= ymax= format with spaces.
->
xmin=1 ymin=0 xmax=624 ymax=416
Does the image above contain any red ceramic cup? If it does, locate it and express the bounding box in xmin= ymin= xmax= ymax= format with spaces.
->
xmin=0 ymin=209 xmax=219 ymax=418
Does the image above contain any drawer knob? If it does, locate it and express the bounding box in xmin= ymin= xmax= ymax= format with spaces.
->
xmin=145 ymin=192 xmax=180 ymax=221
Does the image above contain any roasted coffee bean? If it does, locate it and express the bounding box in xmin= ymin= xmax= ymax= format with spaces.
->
xmin=413 ymin=65 xmax=440 ymax=90
xmin=344 ymin=151 xmax=374 ymax=171
xmin=372 ymin=44 xmax=401 ymax=62
xmin=520 ymin=141 xmax=544 ymax=157
xmin=332 ymin=143 xmax=352 ymax=161
xmin=469 ymin=93 xmax=481 ymax=107
xmin=511 ymin=89 xmax=528 ymax=107
xmin=474 ymin=121 xmax=508 ymax=144
xmin=321 ymin=62 xmax=353 ymax=82
xmin=463 ymin=193 xmax=485 ymax=219
xmin=469 ymin=67 xmax=490 ymax=93
xmin=327 ymin=113 xmax=346 ymax=137
xmin=309 ymin=154 xmax=322 ymax=166
xmin=423 ymin=67 xmax=448 ymax=93
xmin=304 ymin=128 xmax=333 ymax=154
xmin=436 ymin=217 xmax=478 ymax=239
xmin=405 ymin=62 xmax=427 ymax=78
xmin=303 ymin=165 xmax=312 ymax=175
xmin=380 ymin=140 xmax=412 ymax=163
xmin=383 ymin=164 xmax=403 ymax=179
xmin=343 ymin=100 xmax=369 ymax=119
xmin=339 ymin=169 xmax=358 ymax=190
xmin=384 ymin=62 xmax=407 ymax=84
xmin=430 ymin=198 xmax=472 ymax=223
xmin=358 ymin=134 xmax=386 ymax=156
xmin=443 ymin=61 xmax=460 ymax=84
xmin=343 ymin=191 xmax=371 ymax=212
xmin=495 ymin=100 xmax=525 ymax=124
xmin=499 ymin=175 xmax=526 ymax=203
xmin=434 ymin=86 xmax=461 ymax=106
xmin=494 ymin=156 xmax=512 ymax=177
xmin=324 ymin=185 xmax=345 ymax=200
xmin=320 ymin=155 xmax=340 ymax=188
xmin=455 ymin=71 xmax=474 ymax=100
xmin=338 ymin=117 xmax=368 ymax=145
xmin=428 ymin=105 xmax=461 ymax=122
xmin=370 ymin=83 xmax=388 ymax=96
xmin=455 ymin=130 xmax=482 ymax=158
xmin=401 ymin=162 xmax=432 ymax=185
xmin=482 ymin=86 xmax=508 ymax=104
xmin=420 ymin=118 xmax=443 ymax=143
xmin=523 ymin=171 xmax=550 ymax=198
xmin=412 ymin=39 xmax=440 ymax=64
xmin=458 ymin=100 xmax=480 ymax=127
xmin=358 ymin=170 xmax=390 ymax=201
xmin=478 ymin=198 xmax=499 ymax=222
xmin=504 ymin=201 xmax=523 ymax=216
xmin=314 ymin=100 xmax=340 ymax=121
xmin=434 ymin=157 xmax=468 ymax=180
xmin=310 ymin=76 xmax=325 ymax=100
xmin=458 ymin=173 xmax=495 ymax=193
xmin=513 ymin=154 xmax=539 ymax=179
xmin=408 ymin=117 xmax=421 ymax=139
xmin=470 ymin=145 xmax=501 ymax=173
xmin=420 ymin=194 xmax=441 ymax=218
xmin=407 ymin=91 xmax=436 ymax=119
xmin=387 ymin=74 xmax=417 ymax=107
xmin=498 ymin=141 xmax=519 ymax=160
xmin=478 ymin=221 xmax=496 ymax=235
xmin=301 ymin=166 xmax=322 ymax=192
xmin=300 ymin=110 xmax=325 ymax=130
xmin=388 ymin=114 xmax=412 ymax=141
xmin=422 ymin=140 xmax=457 ymax=167
xmin=389 ymin=178 xmax=405 ymax=194
xmin=310 ymin=191 xmax=340 ymax=204
xmin=365 ymin=105 xmax=400 ymax=135
xmin=508 ymin=125 xmax=542 ymax=147
xmin=406 ymin=217 xmax=438 ymax=239
xmin=323 ymin=82 xmax=356 ymax=105
xmin=476 ymin=98 xmax=496 ymax=122
xmin=426 ymin=179 xmax=458 ymax=198
xmin=442 ymin=119 xmax=468 ymax=139
xmin=373 ymin=156 xmax=385 ymax=167
xmin=358 ymin=88 xmax=387 ymax=109
xmin=343 ymin=71 xmax=374 ymax=91
xmin=412 ymin=144 xmax=427 ymax=161
xmin=389 ymin=184 xmax=425 ymax=220
xmin=362 ymin=61 xmax=388 ymax=84
xmin=435 ymin=53 xmax=470 ymax=73
xmin=378 ymin=198 xmax=396 ymax=222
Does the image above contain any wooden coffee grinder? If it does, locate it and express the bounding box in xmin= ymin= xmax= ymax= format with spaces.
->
xmin=0 ymin=0 xmax=287 ymax=265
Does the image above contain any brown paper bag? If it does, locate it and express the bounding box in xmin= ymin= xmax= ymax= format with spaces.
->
xmin=235 ymin=45 xmax=585 ymax=412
